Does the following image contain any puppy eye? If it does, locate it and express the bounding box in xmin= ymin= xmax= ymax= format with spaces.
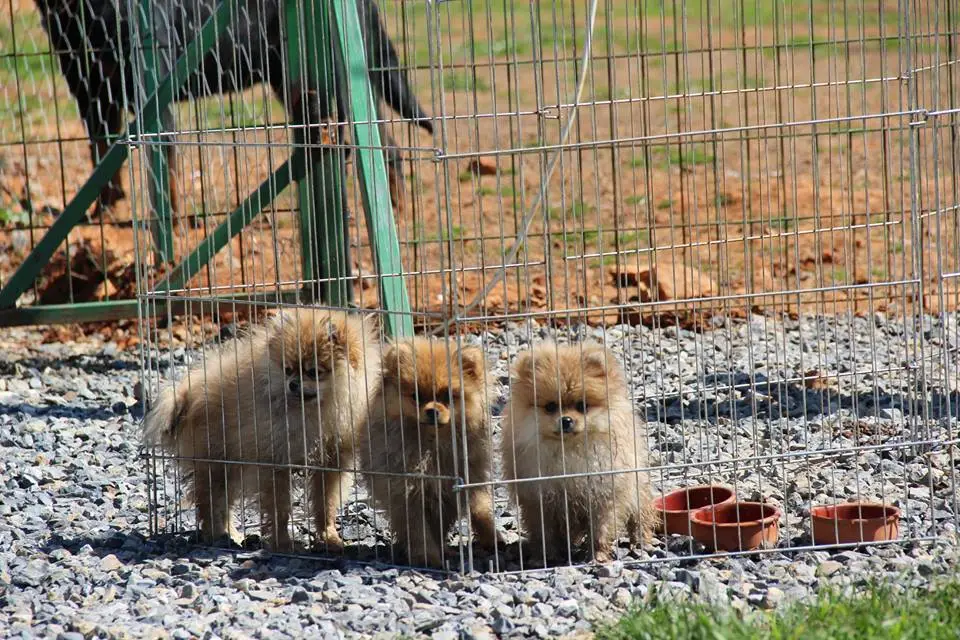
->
xmin=574 ymin=400 xmax=587 ymax=413
xmin=306 ymin=368 xmax=318 ymax=379
xmin=284 ymin=366 xmax=294 ymax=376
xmin=544 ymin=401 xmax=558 ymax=414
xmin=411 ymin=392 xmax=419 ymax=402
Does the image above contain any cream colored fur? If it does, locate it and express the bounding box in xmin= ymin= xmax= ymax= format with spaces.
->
xmin=364 ymin=337 xmax=499 ymax=568
xmin=502 ymin=341 xmax=657 ymax=564
xmin=143 ymin=309 xmax=380 ymax=550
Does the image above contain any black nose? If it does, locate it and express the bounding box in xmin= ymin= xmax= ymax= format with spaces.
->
xmin=560 ymin=416 xmax=575 ymax=433
xmin=288 ymin=379 xmax=300 ymax=393
xmin=424 ymin=408 xmax=438 ymax=423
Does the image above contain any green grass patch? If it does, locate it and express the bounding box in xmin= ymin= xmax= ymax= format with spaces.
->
xmin=667 ymin=144 xmax=713 ymax=166
xmin=552 ymin=229 xmax=599 ymax=249
xmin=771 ymin=216 xmax=794 ymax=231
xmin=442 ymin=71 xmax=490 ymax=92
xmin=427 ymin=225 xmax=465 ymax=242
xmin=627 ymin=145 xmax=714 ymax=169
xmin=628 ymin=154 xmax=647 ymax=168
xmin=618 ymin=230 xmax=648 ymax=246
xmin=715 ymin=193 xmax=734 ymax=207
xmin=599 ymin=581 xmax=960 ymax=640
xmin=0 ymin=205 xmax=27 ymax=228
xmin=625 ymin=195 xmax=647 ymax=207
xmin=568 ymin=199 xmax=593 ymax=219
xmin=469 ymin=36 xmax=532 ymax=58
xmin=188 ymin=95 xmax=286 ymax=130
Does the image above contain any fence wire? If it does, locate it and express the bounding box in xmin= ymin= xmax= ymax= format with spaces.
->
xmin=122 ymin=0 xmax=960 ymax=573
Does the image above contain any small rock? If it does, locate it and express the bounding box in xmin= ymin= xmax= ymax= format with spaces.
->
xmin=321 ymin=590 xmax=341 ymax=604
xmin=490 ymin=615 xmax=514 ymax=635
xmin=762 ymin=587 xmax=785 ymax=609
xmin=290 ymin=588 xmax=311 ymax=604
xmin=477 ymin=584 xmax=504 ymax=600
xmin=673 ymin=568 xmax=700 ymax=591
xmin=98 ymin=555 xmax=123 ymax=572
xmin=612 ymin=588 xmax=632 ymax=609
xmin=556 ymin=599 xmax=579 ymax=617
xmin=597 ymin=561 xmax=623 ymax=579
xmin=817 ymin=561 xmax=843 ymax=577
xmin=459 ymin=625 xmax=496 ymax=640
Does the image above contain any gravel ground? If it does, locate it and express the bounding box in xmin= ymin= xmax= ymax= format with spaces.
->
xmin=2 ymin=313 xmax=960 ymax=639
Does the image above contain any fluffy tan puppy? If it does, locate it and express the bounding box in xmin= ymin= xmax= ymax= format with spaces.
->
xmin=143 ymin=309 xmax=380 ymax=551
xmin=365 ymin=337 xmax=498 ymax=568
xmin=502 ymin=341 xmax=657 ymax=564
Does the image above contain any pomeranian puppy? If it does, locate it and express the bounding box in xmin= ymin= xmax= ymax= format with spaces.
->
xmin=143 ymin=309 xmax=380 ymax=551
xmin=502 ymin=342 xmax=657 ymax=564
xmin=365 ymin=337 xmax=499 ymax=568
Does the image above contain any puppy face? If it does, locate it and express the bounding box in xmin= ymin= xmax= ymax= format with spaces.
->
xmin=382 ymin=337 xmax=487 ymax=429
xmin=511 ymin=342 xmax=626 ymax=440
xmin=267 ymin=310 xmax=368 ymax=400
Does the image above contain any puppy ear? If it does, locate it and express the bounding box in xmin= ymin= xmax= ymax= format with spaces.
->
xmin=382 ymin=341 xmax=413 ymax=383
xmin=512 ymin=348 xmax=535 ymax=382
xmin=269 ymin=309 xmax=293 ymax=329
xmin=457 ymin=346 xmax=486 ymax=382
xmin=360 ymin=313 xmax=380 ymax=335
xmin=325 ymin=316 xmax=342 ymax=345
xmin=266 ymin=310 xmax=294 ymax=347
xmin=581 ymin=344 xmax=623 ymax=381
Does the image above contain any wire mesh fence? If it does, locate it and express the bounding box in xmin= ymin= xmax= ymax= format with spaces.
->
xmin=129 ymin=0 xmax=960 ymax=573
xmin=0 ymin=0 xmax=144 ymax=317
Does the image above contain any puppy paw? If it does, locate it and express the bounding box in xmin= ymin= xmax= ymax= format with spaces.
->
xmin=593 ymin=544 xmax=614 ymax=564
xmin=314 ymin=527 xmax=345 ymax=554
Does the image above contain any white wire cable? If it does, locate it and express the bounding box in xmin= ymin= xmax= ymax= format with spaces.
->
xmin=433 ymin=0 xmax=601 ymax=335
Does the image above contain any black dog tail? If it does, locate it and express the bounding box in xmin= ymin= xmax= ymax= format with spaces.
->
xmin=360 ymin=0 xmax=434 ymax=134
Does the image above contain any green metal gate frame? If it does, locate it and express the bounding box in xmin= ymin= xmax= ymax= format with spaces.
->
xmin=0 ymin=0 xmax=413 ymax=338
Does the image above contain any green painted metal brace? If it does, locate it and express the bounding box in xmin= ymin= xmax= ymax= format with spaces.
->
xmin=0 ymin=0 xmax=413 ymax=339
xmin=329 ymin=0 xmax=412 ymax=338
xmin=138 ymin=0 xmax=175 ymax=264
xmin=0 ymin=0 xmax=237 ymax=311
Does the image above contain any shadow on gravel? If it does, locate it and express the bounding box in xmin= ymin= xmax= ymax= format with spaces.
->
xmin=39 ymin=529 xmax=442 ymax=577
xmin=643 ymin=371 xmax=960 ymax=424
xmin=0 ymin=402 xmax=129 ymax=421
xmin=0 ymin=353 xmax=140 ymax=374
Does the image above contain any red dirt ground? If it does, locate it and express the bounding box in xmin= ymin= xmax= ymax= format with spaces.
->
xmin=2 ymin=0 xmax=960 ymax=341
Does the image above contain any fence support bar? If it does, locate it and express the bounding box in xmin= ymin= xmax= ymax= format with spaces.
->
xmin=0 ymin=290 xmax=305 ymax=327
xmin=330 ymin=0 xmax=412 ymax=337
xmin=0 ymin=0 xmax=236 ymax=310
xmin=138 ymin=0 xmax=174 ymax=263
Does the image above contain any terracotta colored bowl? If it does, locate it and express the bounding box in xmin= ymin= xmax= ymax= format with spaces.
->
xmin=653 ymin=485 xmax=736 ymax=535
xmin=690 ymin=502 xmax=781 ymax=552
xmin=810 ymin=503 xmax=901 ymax=545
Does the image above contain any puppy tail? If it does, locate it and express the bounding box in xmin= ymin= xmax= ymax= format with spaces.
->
xmin=142 ymin=383 xmax=187 ymax=449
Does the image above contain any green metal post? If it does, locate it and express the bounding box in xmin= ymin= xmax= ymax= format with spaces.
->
xmin=138 ymin=0 xmax=174 ymax=263
xmin=286 ymin=0 xmax=351 ymax=307
xmin=0 ymin=0 xmax=236 ymax=310
xmin=330 ymin=0 xmax=412 ymax=337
